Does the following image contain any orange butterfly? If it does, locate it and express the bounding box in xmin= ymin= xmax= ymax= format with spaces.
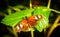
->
xmin=15 ymin=15 xmax=43 ymax=32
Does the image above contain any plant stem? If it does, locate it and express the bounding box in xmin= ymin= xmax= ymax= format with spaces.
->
xmin=9 ymin=6 xmax=20 ymax=12
xmin=12 ymin=27 xmax=18 ymax=37
xmin=30 ymin=0 xmax=32 ymax=9
xmin=50 ymin=9 xmax=60 ymax=13
xmin=31 ymin=28 xmax=34 ymax=37
xmin=47 ymin=15 xmax=60 ymax=37
xmin=0 ymin=12 xmax=7 ymax=16
xmin=7 ymin=8 xmax=12 ymax=15
xmin=47 ymin=0 xmax=51 ymax=8
xmin=44 ymin=28 xmax=47 ymax=37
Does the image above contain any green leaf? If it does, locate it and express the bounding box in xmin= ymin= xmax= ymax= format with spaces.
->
xmin=34 ymin=6 xmax=51 ymax=32
xmin=34 ymin=6 xmax=51 ymax=18
xmin=1 ymin=9 xmax=34 ymax=27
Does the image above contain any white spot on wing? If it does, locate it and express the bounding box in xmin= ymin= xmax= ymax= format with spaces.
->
xmin=20 ymin=24 xmax=23 ymax=28
xmin=34 ymin=16 xmax=38 ymax=20
xmin=16 ymin=26 xmax=19 ymax=30
xmin=38 ymin=15 xmax=41 ymax=19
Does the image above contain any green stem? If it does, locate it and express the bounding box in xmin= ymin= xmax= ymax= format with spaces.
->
xmin=44 ymin=29 xmax=47 ymax=37
xmin=31 ymin=28 xmax=34 ymax=37
xmin=47 ymin=0 xmax=51 ymax=8
xmin=9 ymin=6 xmax=20 ymax=12
xmin=50 ymin=9 xmax=60 ymax=13
xmin=7 ymin=8 xmax=12 ymax=15
xmin=47 ymin=15 xmax=60 ymax=37
xmin=0 ymin=12 xmax=7 ymax=16
xmin=30 ymin=0 xmax=32 ymax=9
xmin=12 ymin=27 xmax=18 ymax=37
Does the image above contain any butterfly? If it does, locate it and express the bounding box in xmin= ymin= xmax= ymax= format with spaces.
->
xmin=15 ymin=15 xmax=43 ymax=32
